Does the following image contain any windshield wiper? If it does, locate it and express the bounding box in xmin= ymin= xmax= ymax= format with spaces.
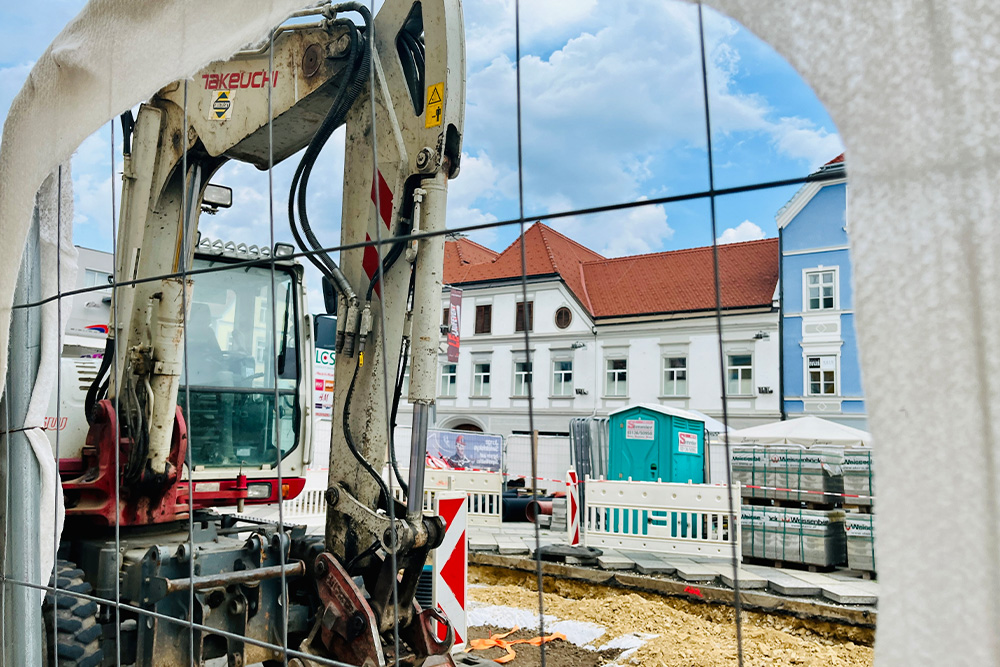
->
xmin=277 ymin=283 xmax=292 ymax=375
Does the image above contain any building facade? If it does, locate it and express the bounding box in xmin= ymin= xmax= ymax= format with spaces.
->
xmin=396 ymin=223 xmax=782 ymax=440
xmin=777 ymin=155 xmax=867 ymax=428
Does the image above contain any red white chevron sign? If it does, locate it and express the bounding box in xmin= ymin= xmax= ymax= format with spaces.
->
xmin=567 ymin=468 xmax=581 ymax=546
xmin=433 ymin=491 xmax=468 ymax=651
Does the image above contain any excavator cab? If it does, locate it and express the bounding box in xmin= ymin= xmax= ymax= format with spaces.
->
xmin=179 ymin=250 xmax=306 ymax=472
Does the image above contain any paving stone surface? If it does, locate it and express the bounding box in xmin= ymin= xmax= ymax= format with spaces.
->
xmin=619 ymin=550 xmax=677 ymax=575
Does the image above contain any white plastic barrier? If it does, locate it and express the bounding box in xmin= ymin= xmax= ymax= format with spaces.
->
xmin=283 ymin=469 xmax=328 ymax=519
xmin=397 ymin=469 xmax=502 ymax=529
xmin=583 ymin=477 xmax=742 ymax=559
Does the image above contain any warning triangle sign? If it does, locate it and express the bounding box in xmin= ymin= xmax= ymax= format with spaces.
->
xmin=427 ymin=87 xmax=442 ymax=104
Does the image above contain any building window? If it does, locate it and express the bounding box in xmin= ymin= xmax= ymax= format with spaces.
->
xmin=552 ymin=360 xmax=573 ymax=396
xmin=401 ymin=361 xmax=410 ymax=395
xmin=440 ymin=363 xmax=457 ymax=397
xmin=472 ymin=362 xmax=491 ymax=397
xmin=555 ymin=306 xmax=572 ymax=329
xmin=442 ymin=307 xmax=450 ymax=327
xmin=727 ymin=354 xmax=753 ymax=395
xmin=515 ymin=301 xmax=533 ymax=332
xmin=475 ymin=304 xmax=492 ymax=334
xmin=807 ymin=355 xmax=837 ymax=395
xmin=605 ymin=358 xmax=628 ymax=397
xmin=84 ymin=269 xmax=112 ymax=289
xmin=513 ymin=361 xmax=532 ymax=397
xmin=806 ymin=270 xmax=836 ymax=310
xmin=662 ymin=357 xmax=687 ymax=396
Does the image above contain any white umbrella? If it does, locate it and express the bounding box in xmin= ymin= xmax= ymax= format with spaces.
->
xmin=729 ymin=416 xmax=872 ymax=447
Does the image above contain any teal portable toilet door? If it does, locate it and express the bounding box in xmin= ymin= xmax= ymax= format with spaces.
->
xmin=613 ymin=412 xmax=659 ymax=481
xmin=671 ymin=420 xmax=704 ymax=483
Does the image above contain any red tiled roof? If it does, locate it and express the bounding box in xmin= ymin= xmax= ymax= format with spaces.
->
xmin=444 ymin=224 xmax=603 ymax=296
xmin=443 ymin=237 xmax=498 ymax=282
xmin=824 ymin=153 xmax=845 ymax=166
xmin=442 ymin=223 xmax=777 ymax=319
xmin=581 ymin=239 xmax=778 ymax=318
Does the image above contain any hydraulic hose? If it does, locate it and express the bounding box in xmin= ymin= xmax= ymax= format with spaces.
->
xmin=343 ymin=359 xmax=391 ymax=509
xmin=288 ymin=5 xmax=373 ymax=305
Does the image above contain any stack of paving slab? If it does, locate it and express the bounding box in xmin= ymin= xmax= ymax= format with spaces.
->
xmin=731 ymin=446 xmax=845 ymax=504
xmin=550 ymin=497 xmax=567 ymax=532
xmin=741 ymin=505 xmax=847 ymax=567
xmin=845 ymin=512 xmax=876 ymax=573
xmin=842 ymin=447 xmax=875 ymax=507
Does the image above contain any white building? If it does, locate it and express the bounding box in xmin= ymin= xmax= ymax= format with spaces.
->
xmin=397 ymin=223 xmax=781 ymax=439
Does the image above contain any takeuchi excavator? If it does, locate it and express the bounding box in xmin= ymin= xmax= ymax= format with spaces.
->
xmin=41 ymin=2 xmax=470 ymax=665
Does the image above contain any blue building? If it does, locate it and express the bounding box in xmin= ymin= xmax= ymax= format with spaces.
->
xmin=777 ymin=155 xmax=866 ymax=429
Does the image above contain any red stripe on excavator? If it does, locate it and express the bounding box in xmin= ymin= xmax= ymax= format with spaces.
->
xmin=362 ymin=233 xmax=382 ymax=299
xmin=370 ymin=169 xmax=393 ymax=230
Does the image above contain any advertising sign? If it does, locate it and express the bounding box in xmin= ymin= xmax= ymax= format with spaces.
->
xmin=677 ymin=431 xmax=699 ymax=454
xmin=625 ymin=419 xmax=655 ymax=440
xmin=425 ymin=428 xmax=502 ymax=472
xmin=447 ymin=288 xmax=462 ymax=363
xmin=314 ymin=347 xmax=336 ymax=419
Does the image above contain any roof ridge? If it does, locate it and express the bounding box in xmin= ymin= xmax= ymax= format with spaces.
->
xmin=583 ymin=237 xmax=776 ymax=266
xmin=535 ymin=222 xmax=606 ymax=260
xmin=491 ymin=224 xmax=535 ymax=263
xmin=577 ymin=261 xmax=595 ymax=314
xmin=536 ymin=224 xmax=560 ymax=273
xmin=457 ymin=237 xmax=499 ymax=257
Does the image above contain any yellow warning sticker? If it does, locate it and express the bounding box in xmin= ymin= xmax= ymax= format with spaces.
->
xmin=425 ymin=82 xmax=443 ymax=128
xmin=211 ymin=90 xmax=232 ymax=120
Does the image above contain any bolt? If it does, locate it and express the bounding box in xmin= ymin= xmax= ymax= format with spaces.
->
xmin=346 ymin=612 xmax=366 ymax=640
xmin=324 ymin=487 xmax=340 ymax=507
xmin=327 ymin=34 xmax=352 ymax=58
xmin=416 ymin=147 xmax=436 ymax=172
xmin=229 ymin=597 xmax=247 ymax=616
xmin=314 ymin=558 xmax=328 ymax=578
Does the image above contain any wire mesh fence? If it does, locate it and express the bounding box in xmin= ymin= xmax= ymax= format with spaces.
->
xmin=0 ymin=1 xmax=846 ymax=665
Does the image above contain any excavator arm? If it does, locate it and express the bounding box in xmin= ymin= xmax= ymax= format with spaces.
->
xmin=78 ymin=1 xmax=465 ymax=663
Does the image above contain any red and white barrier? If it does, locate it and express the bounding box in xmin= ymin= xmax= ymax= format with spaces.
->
xmin=566 ymin=468 xmax=581 ymax=546
xmin=432 ymin=491 xmax=468 ymax=652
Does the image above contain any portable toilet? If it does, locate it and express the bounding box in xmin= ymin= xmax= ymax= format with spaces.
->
xmin=607 ymin=404 xmax=706 ymax=483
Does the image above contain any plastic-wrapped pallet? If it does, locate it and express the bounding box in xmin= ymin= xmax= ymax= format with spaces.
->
xmin=842 ymin=448 xmax=875 ymax=507
xmin=731 ymin=446 xmax=844 ymax=503
xmin=730 ymin=447 xmax=769 ymax=500
xmin=845 ymin=512 xmax=876 ymax=573
xmin=741 ymin=505 xmax=847 ymax=567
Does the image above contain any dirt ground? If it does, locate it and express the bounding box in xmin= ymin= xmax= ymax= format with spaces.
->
xmin=467 ymin=566 xmax=873 ymax=667
xmin=466 ymin=625 xmax=622 ymax=667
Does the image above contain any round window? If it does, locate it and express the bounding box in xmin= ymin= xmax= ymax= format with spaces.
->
xmin=555 ymin=306 xmax=572 ymax=329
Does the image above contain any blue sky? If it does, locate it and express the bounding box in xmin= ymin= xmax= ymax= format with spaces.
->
xmin=0 ymin=0 xmax=841 ymax=308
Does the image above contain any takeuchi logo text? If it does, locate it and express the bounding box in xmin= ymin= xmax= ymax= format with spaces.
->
xmin=202 ymin=70 xmax=280 ymax=90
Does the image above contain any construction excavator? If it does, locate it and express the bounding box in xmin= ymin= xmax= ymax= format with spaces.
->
xmin=40 ymin=1 xmax=471 ymax=665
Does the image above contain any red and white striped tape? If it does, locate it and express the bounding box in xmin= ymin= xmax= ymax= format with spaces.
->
xmin=742 ymin=484 xmax=875 ymax=501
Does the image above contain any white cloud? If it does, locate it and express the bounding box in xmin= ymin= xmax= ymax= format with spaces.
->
xmin=717 ymin=220 xmax=765 ymax=245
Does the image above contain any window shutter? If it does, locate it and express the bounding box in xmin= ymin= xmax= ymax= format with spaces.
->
xmin=475 ymin=304 xmax=492 ymax=334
